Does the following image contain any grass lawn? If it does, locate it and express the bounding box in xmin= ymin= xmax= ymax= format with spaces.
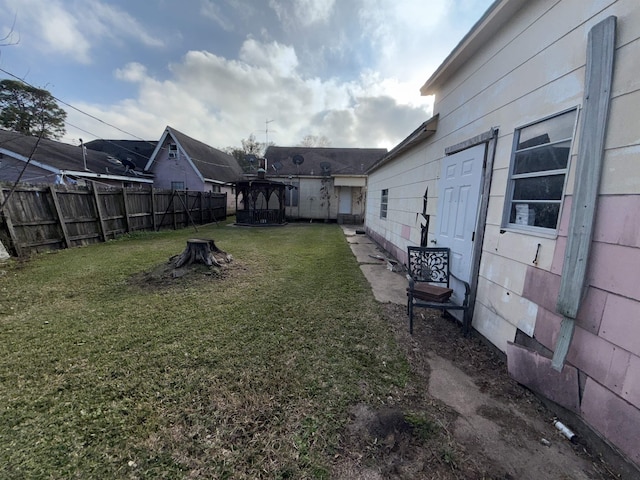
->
xmin=0 ymin=222 xmax=411 ymax=479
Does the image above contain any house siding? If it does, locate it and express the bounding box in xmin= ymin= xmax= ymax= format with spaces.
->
xmin=366 ymin=0 xmax=640 ymax=465
xmin=150 ymin=137 xmax=205 ymax=191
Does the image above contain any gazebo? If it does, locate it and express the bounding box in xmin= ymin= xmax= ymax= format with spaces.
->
xmin=234 ymin=169 xmax=288 ymax=226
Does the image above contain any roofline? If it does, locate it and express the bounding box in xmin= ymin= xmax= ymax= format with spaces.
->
xmin=367 ymin=115 xmax=439 ymax=174
xmin=420 ymin=0 xmax=527 ymax=96
xmin=61 ymin=170 xmax=154 ymax=183
xmin=146 ymin=126 xmax=205 ymax=182
xmin=0 ymin=148 xmax=61 ymax=174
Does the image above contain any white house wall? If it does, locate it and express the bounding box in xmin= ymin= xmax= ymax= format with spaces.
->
xmin=368 ymin=0 xmax=640 ymax=464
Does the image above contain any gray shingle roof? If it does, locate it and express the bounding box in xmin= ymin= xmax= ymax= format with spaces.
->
xmin=0 ymin=129 xmax=147 ymax=179
xmin=84 ymin=139 xmax=157 ymax=171
xmin=167 ymin=127 xmax=243 ymax=183
xmin=264 ymin=146 xmax=387 ymax=177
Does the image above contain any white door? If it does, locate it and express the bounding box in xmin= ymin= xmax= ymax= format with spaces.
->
xmin=435 ymin=143 xmax=485 ymax=308
xmin=338 ymin=187 xmax=352 ymax=214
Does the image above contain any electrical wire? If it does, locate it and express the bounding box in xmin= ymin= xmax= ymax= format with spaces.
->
xmin=0 ymin=66 xmax=242 ymax=171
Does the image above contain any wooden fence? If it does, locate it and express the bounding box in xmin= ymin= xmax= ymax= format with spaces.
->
xmin=0 ymin=183 xmax=227 ymax=257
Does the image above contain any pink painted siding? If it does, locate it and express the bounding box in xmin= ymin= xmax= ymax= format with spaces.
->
xmin=592 ymin=195 xmax=640 ymax=248
xmin=581 ymin=378 xmax=640 ymax=465
xmin=566 ymin=327 xmax=630 ymax=397
xmin=622 ymin=355 xmax=640 ymax=408
xmin=600 ymin=294 xmax=640 ymax=357
xmin=507 ymin=343 xmax=580 ymax=411
xmin=588 ymin=242 xmax=640 ymax=300
xmin=401 ymin=224 xmax=411 ymax=240
xmin=523 ymin=267 xmax=605 ymax=335
xmin=532 ymin=307 xmax=561 ymax=350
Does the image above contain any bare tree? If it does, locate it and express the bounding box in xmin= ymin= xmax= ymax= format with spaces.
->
xmin=299 ymin=134 xmax=331 ymax=148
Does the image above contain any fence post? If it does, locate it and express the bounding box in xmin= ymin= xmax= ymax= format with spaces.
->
xmin=0 ymin=187 xmax=21 ymax=257
xmin=49 ymin=185 xmax=71 ymax=249
xmin=172 ymin=191 xmax=177 ymax=230
xmin=91 ymin=185 xmax=107 ymax=242
xmin=151 ymin=188 xmax=157 ymax=231
xmin=122 ymin=187 xmax=131 ymax=233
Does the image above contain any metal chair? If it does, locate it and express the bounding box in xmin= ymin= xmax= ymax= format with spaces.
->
xmin=406 ymin=246 xmax=471 ymax=335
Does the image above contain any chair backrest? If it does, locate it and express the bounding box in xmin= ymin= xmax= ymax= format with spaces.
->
xmin=407 ymin=246 xmax=451 ymax=287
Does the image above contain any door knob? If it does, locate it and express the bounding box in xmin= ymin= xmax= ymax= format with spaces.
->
xmin=430 ymin=239 xmax=437 ymax=244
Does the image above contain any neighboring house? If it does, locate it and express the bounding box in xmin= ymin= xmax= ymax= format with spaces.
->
xmin=366 ymin=0 xmax=639 ymax=467
xmin=144 ymin=126 xmax=243 ymax=213
xmin=263 ymin=146 xmax=386 ymax=223
xmin=84 ymin=139 xmax=157 ymax=172
xmin=0 ymin=129 xmax=153 ymax=188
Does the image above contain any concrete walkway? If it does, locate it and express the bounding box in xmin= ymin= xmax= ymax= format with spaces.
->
xmin=341 ymin=225 xmax=407 ymax=305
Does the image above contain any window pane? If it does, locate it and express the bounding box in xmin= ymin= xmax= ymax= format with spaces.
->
xmin=510 ymin=202 xmax=560 ymax=229
xmin=517 ymin=110 xmax=576 ymax=149
xmin=513 ymin=141 xmax=571 ymax=174
xmin=513 ymin=174 xmax=565 ymax=201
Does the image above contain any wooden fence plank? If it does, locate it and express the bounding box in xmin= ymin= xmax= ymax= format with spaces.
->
xmin=0 ymin=185 xmax=227 ymax=256
xmin=0 ymin=187 xmax=21 ymax=257
xmin=91 ymin=186 xmax=107 ymax=242
xmin=122 ymin=188 xmax=131 ymax=233
xmin=49 ymin=185 xmax=71 ymax=249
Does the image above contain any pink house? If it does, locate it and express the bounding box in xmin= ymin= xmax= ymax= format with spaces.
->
xmin=366 ymin=0 xmax=640 ymax=468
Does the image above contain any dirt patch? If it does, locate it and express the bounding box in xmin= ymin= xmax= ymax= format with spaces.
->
xmin=127 ymin=258 xmax=243 ymax=290
xmin=333 ymin=304 xmax=623 ymax=480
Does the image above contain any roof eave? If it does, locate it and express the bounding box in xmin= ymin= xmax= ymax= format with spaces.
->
xmin=61 ymin=170 xmax=154 ymax=183
xmin=367 ymin=115 xmax=439 ymax=174
xmin=420 ymin=0 xmax=526 ymax=96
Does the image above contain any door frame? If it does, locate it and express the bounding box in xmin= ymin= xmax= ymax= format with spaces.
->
xmin=443 ymin=127 xmax=499 ymax=326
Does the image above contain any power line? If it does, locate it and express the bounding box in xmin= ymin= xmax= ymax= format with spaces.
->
xmin=0 ymin=67 xmax=239 ymax=171
xmin=0 ymin=66 xmax=149 ymax=142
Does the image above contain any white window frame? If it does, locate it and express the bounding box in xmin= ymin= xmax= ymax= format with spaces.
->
xmin=502 ymin=108 xmax=579 ymax=234
xmin=380 ymin=189 xmax=388 ymax=219
xmin=168 ymin=143 xmax=178 ymax=159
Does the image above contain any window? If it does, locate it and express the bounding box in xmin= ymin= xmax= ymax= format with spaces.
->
xmin=168 ymin=143 xmax=178 ymax=159
xmin=380 ymin=189 xmax=388 ymax=218
xmin=503 ymin=109 xmax=577 ymax=231
xmin=171 ymin=181 xmax=185 ymax=191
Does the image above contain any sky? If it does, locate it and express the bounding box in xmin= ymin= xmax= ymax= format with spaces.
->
xmin=0 ymin=0 xmax=494 ymax=152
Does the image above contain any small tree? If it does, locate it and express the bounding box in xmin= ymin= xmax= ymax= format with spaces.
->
xmin=0 ymin=79 xmax=67 ymax=139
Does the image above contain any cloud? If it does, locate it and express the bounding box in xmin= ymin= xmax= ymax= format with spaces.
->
xmin=200 ymin=1 xmax=235 ymax=32
xmin=64 ymin=36 xmax=431 ymax=150
xmin=269 ymin=0 xmax=335 ymax=27
xmin=57 ymin=1 xmax=493 ymax=151
xmin=0 ymin=0 xmax=163 ymax=63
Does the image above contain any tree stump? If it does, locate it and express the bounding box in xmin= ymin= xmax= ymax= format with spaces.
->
xmin=173 ymin=239 xmax=232 ymax=268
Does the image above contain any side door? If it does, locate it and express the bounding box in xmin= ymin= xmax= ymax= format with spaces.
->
xmin=435 ymin=143 xmax=485 ymax=308
xmin=338 ymin=187 xmax=352 ymax=214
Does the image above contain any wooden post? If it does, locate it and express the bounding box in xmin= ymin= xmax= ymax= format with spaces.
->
xmin=122 ymin=187 xmax=131 ymax=233
xmin=0 ymin=187 xmax=21 ymax=257
xmin=91 ymin=184 xmax=107 ymax=242
xmin=172 ymin=191 xmax=177 ymax=230
xmin=49 ymin=185 xmax=71 ymax=249
xmin=553 ymin=16 xmax=616 ymax=371
xmin=151 ymin=188 xmax=157 ymax=232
